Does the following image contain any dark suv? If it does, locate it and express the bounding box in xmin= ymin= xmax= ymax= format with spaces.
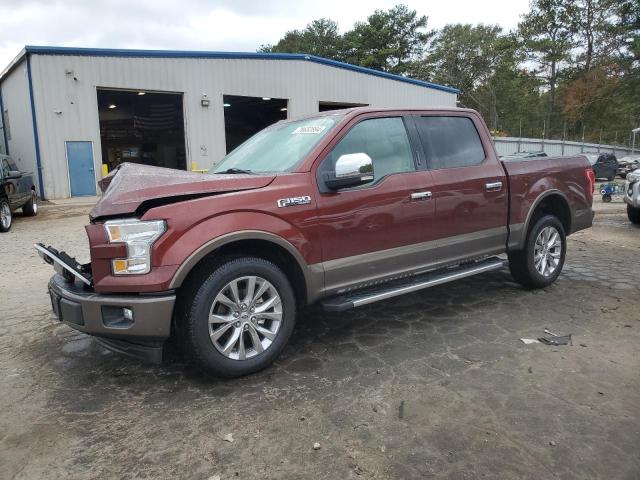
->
xmin=0 ymin=154 xmax=38 ymax=232
xmin=586 ymin=153 xmax=618 ymax=180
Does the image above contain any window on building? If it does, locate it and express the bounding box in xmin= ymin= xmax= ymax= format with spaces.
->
xmin=415 ymin=116 xmax=485 ymax=169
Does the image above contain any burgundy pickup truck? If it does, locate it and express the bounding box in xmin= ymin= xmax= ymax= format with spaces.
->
xmin=36 ymin=107 xmax=595 ymax=377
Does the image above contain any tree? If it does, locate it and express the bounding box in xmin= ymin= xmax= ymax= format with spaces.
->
xmin=518 ymin=0 xmax=576 ymax=135
xmin=259 ymin=19 xmax=345 ymax=61
xmin=572 ymin=0 xmax=628 ymax=70
xmin=424 ymin=24 xmax=512 ymax=129
xmin=342 ymin=5 xmax=433 ymax=75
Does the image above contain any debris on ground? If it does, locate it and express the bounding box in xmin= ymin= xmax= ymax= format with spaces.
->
xmin=313 ymin=442 xmax=321 ymax=450
xmin=223 ymin=433 xmax=234 ymax=443
xmin=520 ymin=338 xmax=539 ymax=344
xmin=538 ymin=328 xmax=573 ymax=346
xmin=549 ymin=440 xmax=557 ymax=446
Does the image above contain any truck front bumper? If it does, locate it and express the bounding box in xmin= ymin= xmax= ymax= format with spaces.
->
xmin=624 ymin=180 xmax=640 ymax=208
xmin=48 ymin=274 xmax=175 ymax=363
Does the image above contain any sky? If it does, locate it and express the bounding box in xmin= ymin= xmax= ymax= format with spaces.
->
xmin=0 ymin=0 xmax=531 ymax=70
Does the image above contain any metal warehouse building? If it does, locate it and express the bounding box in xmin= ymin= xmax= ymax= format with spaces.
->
xmin=0 ymin=46 xmax=458 ymax=199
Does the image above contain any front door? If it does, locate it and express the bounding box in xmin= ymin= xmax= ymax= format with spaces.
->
xmin=314 ymin=115 xmax=437 ymax=294
xmin=66 ymin=141 xmax=96 ymax=196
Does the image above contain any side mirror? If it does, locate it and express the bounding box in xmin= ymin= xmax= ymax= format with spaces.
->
xmin=324 ymin=153 xmax=374 ymax=190
xmin=7 ymin=170 xmax=22 ymax=179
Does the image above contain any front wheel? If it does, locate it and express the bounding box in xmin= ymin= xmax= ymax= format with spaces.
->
xmin=628 ymin=205 xmax=640 ymax=225
xmin=508 ymin=215 xmax=566 ymax=289
xmin=0 ymin=199 xmax=12 ymax=232
xmin=177 ymin=256 xmax=296 ymax=378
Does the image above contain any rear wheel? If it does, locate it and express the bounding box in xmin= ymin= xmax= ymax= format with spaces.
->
xmin=22 ymin=192 xmax=38 ymax=216
xmin=508 ymin=215 xmax=566 ymax=289
xmin=177 ymin=256 xmax=296 ymax=378
xmin=628 ymin=205 xmax=640 ymax=225
xmin=0 ymin=199 xmax=12 ymax=232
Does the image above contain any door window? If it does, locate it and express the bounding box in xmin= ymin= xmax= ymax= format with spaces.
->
xmin=415 ymin=116 xmax=485 ymax=169
xmin=321 ymin=117 xmax=415 ymax=186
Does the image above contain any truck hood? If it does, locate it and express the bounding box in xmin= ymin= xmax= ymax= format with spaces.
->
xmin=90 ymin=163 xmax=276 ymax=220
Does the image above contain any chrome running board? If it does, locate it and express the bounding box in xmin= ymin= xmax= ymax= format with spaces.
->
xmin=321 ymin=256 xmax=507 ymax=312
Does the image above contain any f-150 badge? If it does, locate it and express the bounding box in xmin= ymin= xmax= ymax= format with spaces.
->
xmin=277 ymin=196 xmax=312 ymax=208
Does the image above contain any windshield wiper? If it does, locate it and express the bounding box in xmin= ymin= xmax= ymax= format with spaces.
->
xmin=216 ymin=168 xmax=254 ymax=175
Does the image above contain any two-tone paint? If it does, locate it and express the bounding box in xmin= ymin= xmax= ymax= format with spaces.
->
xmin=85 ymin=107 xmax=594 ymax=309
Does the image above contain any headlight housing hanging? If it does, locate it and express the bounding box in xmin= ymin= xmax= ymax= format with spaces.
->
xmin=104 ymin=219 xmax=166 ymax=275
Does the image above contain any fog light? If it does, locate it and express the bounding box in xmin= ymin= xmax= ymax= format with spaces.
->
xmin=102 ymin=306 xmax=135 ymax=329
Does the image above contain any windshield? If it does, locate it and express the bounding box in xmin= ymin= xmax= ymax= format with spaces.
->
xmin=211 ymin=115 xmax=342 ymax=174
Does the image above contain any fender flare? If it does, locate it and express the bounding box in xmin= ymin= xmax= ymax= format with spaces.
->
xmin=515 ymin=189 xmax=573 ymax=250
xmin=168 ymin=230 xmax=323 ymax=303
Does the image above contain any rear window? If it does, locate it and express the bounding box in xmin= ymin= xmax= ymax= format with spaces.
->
xmin=415 ymin=116 xmax=485 ymax=169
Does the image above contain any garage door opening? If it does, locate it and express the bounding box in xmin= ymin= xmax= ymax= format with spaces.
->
xmin=319 ymin=101 xmax=368 ymax=112
xmin=223 ymin=95 xmax=288 ymax=152
xmin=97 ymin=89 xmax=186 ymax=172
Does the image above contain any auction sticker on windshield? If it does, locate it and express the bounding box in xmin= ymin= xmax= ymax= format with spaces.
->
xmin=292 ymin=125 xmax=326 ymax=134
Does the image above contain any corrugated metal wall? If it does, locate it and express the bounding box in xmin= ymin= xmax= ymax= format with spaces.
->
xmin=0 ymin=60 xmax=38 ymax=183
xmin=29 ymin=54 xmax=456 ymax=199
xmin=493 ymin=137 xmax=636 ymax=158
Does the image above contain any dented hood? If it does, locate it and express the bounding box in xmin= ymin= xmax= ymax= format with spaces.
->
xmin=90 ymin=163 xmax=275 ymax=219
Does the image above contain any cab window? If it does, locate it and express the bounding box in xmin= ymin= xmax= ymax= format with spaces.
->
xmin=321 ymin=117 xmax=415 ymax=187
xmin=414 ymin=116 xmax=486 ymax=169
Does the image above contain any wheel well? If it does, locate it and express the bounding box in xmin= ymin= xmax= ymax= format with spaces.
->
xmin=531 ymin=194 xmax=571 ymax=234
xmin=180 ymin=239 xmax=308 ymax=307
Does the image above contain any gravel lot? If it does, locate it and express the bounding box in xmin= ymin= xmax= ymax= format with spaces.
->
xmin=1 ymin=198 xmax=639 ymax=479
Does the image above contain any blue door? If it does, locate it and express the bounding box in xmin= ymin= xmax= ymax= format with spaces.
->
xmin=66 ymin=141 xmax=96 ymax=196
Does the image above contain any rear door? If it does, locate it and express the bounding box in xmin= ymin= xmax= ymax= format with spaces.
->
xmin=412 ymin=113 xmax=508 ymax=263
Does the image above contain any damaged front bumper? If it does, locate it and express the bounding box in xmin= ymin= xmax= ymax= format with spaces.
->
xmin=36 ymin=244 xmax=175 ymax=364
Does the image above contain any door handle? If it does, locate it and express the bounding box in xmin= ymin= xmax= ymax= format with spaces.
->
xmin=485 ymin=181 xmax=503 ymax=192
xmin=410 ymin=191 xmax=432 ymax=200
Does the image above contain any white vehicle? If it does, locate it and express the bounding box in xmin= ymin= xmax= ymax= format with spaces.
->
xmin=624 ymin=168 xmax=640 ymax=224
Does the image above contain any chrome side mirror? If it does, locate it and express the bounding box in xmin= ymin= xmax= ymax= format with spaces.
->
xmin=325 ymin=153 xmax=374 ymax=190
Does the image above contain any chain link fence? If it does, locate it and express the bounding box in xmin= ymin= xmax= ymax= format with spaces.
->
xmin=493 ymin=137 xmax=636 ymax=158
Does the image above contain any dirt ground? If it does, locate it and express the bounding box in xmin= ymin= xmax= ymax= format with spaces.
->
xmin=1 ymin=197 xmax=639 ymax=479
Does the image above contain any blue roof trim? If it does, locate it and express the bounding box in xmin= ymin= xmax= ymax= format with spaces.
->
xmin=22 ymin=45 xmax=459 ymax=94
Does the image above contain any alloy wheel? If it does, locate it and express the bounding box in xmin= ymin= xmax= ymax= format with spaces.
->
xmin=208 ymin=276 xmax=283 ymax=360
xmin=534 ymin=226 xmax=562 ymax=277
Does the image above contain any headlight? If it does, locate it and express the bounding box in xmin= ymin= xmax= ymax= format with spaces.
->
xmin=104 ymin=219 xmax=166 ymax=275
xmin=627 ymin=171 xmax=640 ymax=183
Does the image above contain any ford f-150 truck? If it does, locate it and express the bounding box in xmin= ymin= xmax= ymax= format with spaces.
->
xmin=36 ymin=107 xmax=595 ymax=377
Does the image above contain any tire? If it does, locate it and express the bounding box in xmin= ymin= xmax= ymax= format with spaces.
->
xmin=22 ymin=191 xmax=38 ymax=216
xmin=177 ymin=256 xmax=296 ymax=378
xmin=628 ymin=205 xmax=640 ymax=225
xmin=0 ymin=199 xmax=12 ymax=232
xmin=602 ymin=194 xmax=612 ymax=203
xmin=508 ymin=214 xmax=566 ymax=289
